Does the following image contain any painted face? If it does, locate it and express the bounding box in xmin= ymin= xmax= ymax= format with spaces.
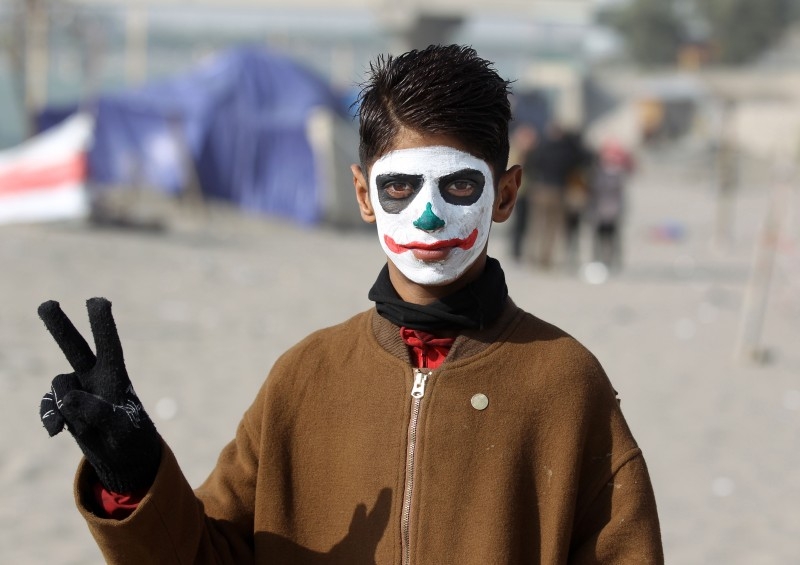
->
xmin=369 ymin=146 xmax=495 ymax=286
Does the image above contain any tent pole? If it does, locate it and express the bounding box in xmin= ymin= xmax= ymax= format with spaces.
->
xmin=168 ymin=114 xmax=208 ymax=223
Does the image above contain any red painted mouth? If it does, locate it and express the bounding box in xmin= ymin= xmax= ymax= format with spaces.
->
xmin=384 ymin=229 xmax=479 ymax=254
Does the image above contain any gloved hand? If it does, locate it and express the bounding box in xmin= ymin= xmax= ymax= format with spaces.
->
xmin=38 ymin=297 xmax=161 ymax=494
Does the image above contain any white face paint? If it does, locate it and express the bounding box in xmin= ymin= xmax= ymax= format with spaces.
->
xmin=369 ymin=146 xmax=495 ymax=286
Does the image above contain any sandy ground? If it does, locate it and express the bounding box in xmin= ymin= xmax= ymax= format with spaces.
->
xmin=1 ymin=150 xmax=798 ymax=564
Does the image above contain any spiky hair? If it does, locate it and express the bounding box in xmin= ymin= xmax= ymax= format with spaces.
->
xmin=355 ymin=44 xmax=513 ymax=179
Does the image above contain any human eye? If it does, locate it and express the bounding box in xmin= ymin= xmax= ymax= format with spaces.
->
xmin=444 ymin=179 xmax=476 ymax=197
xmin=438 ymin=169 xmax=485 ymax=205
xmin=384 ymin=181 xmax=416 ymax=199
xmin=376 ymin=174 xmax=423 ymax=200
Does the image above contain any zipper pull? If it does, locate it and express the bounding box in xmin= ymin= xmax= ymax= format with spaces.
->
xmin=411 ymin=369 xmax=429 ymax=399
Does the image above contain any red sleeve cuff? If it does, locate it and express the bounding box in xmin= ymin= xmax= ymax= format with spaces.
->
xmin=93 ymin=482 xmax=147 ymax=520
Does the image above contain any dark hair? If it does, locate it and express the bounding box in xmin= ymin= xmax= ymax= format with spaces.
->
xmin=355 ymin=44 xmax=513 ymax=179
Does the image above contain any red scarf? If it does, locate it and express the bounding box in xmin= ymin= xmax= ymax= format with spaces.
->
xmin=400 ymin=327 xmax=455 ymax=369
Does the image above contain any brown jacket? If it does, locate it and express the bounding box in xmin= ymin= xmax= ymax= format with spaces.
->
xmin=75 ymin=301 xmax=663 ymax=564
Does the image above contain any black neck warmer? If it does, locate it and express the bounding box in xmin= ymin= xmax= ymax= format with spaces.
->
xmin=368 ymin=257 xmax=508 ymax=332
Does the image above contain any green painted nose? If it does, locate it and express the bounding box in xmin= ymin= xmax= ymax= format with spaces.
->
xmin=413 ymin=202 xmax=445 ymax=231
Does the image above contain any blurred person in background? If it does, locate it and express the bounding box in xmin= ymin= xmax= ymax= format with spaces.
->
xmin=561 ymin=130 xmax=594 ymax=272
xmin=35 ymin=45 xmax=662 ymax=564
xmin=507 ymin=123 xmax=539 ymax=262
xmin=587 ymin=139 xmax=635 ymax=272
xmin=522 ymin=121 xmax=575 ymax=270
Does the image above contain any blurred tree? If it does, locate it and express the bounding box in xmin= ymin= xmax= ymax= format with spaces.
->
xmin=600 ymin=0 xmax=800 ymax=67
xmin=599 ymin=0 xmax=685 ymax=67
xmin=696 ymin=0 xmax=798 ymax=64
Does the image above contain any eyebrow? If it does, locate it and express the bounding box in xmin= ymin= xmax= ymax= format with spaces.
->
xmin=375 ymin=173 xmax=424 ymax=186
xmin=438 ymin=168 xmax=486 ymax=184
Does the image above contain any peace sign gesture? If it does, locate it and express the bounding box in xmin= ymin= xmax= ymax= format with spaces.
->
xmin=38 ymin=298 xmax=161 ymax=494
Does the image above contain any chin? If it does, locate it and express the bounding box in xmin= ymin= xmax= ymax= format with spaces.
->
xmin=398 ymin=258 xmax=472 ymax=287
xmin=412 ymin=272 xmax=461 ymax=287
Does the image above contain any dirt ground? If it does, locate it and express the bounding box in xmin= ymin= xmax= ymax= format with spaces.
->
xmin=1 ymin=149 xmax=798 ymax=564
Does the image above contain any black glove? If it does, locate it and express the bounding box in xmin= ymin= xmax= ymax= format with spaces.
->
xmin=38 ymin=297 xmax=161 ymax=494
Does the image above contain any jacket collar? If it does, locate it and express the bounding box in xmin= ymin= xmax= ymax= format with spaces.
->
xmin=370 ymin=298 xmax=523 ymax=365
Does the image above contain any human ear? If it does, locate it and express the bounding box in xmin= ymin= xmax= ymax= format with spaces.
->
xmin=492 ymin=164 xmax=521 ymax=223
xmin=352 ymin=164 xmax=376 ymax=224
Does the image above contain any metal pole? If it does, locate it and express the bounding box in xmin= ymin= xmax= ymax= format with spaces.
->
xmin=125 ymin=4 xmax=148 ymax=86
xmin=24 ymin=0 xmax=48 ymax=137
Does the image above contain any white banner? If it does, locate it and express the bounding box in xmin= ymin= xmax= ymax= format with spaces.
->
xmin=0 ymin=113 xmax=94 ymax=225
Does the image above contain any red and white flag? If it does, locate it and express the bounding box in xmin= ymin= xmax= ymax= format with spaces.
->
xmin=0 ymin=113 xmax=94 ymax=225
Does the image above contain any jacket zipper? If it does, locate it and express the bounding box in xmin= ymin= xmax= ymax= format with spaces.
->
xmin=401 ymin=368 xmax=430 ymax=565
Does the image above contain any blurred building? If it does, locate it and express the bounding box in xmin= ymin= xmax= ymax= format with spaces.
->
xmin=0 ymin=0 xmax=628 ymax=227
xmin=0 ymin=0 xmax=601 ymax=148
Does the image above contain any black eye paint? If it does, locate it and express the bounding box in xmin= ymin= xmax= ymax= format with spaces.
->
xmin=375 ymin=173 xmax=424 ymax=214
xmin=438 ymin=169 xmax=485 ymax=205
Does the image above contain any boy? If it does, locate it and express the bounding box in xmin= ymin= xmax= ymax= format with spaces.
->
xmin=38 ymin=45 xmax=663 ymax=564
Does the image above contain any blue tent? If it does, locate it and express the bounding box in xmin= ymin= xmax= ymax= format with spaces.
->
xmin=43 ymin=46 xmax=348 ymax=225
